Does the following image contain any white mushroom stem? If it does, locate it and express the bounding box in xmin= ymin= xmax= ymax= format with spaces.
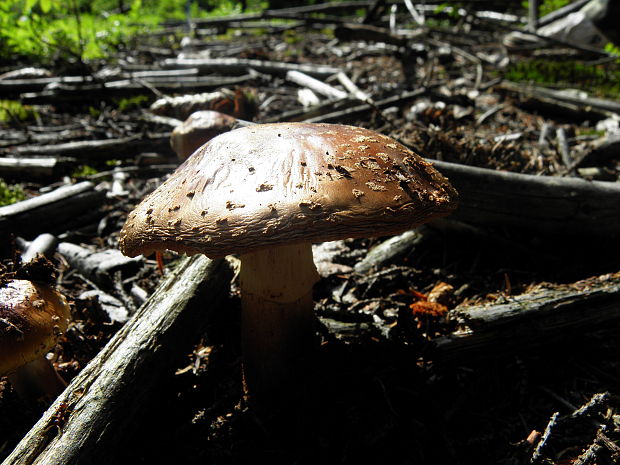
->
xmin=7 ymin=356 xmax=67 ymax=403
xmin=239 ymin=242 xmax=319 ymax=399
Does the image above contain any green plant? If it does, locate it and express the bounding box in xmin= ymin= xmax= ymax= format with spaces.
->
xmin=604 ymin=42 xmax=620 ymax=58
xmin=521 ymin=0 xmax=571 ymax=18
xmin=0 ymin=100 xmax=37 ymax=123
xmin=116 ymin=95 xmax=149 ymax=112
xmin=71 ymin=165 xmax=98 ymax=178
xmin=0 ymin=179 xmax=26 ymax=206
xmin=0 ymin=0 xmax=157 ymax=66
xmin=0 ymin=0 xmax=272 ymax=66
xmin=504 ymin=59 xmax=620 ymax=98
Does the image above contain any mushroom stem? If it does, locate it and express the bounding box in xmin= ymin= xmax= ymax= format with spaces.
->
xmin=7 ymin=356 xmax=67 ymax=403
xmin=239 ymin=242 xmax=319 ymax=400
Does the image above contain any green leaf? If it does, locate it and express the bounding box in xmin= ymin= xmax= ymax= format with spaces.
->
xmin=40 ymin=0 xmax=52 ymax=13
xmin=23 ymin=0 xmax=38 ymax=13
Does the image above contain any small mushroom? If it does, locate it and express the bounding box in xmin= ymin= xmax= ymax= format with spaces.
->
xmin=0 ymin=279 xmax=71 ymax=403
xmin=119 ymin=122 xmax=458 ymax=399
xmin=170 ymin=111 xmax=240 ymax=161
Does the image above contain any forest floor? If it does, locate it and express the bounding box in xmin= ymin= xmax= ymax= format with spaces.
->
xmin=1 ymin=3 xmax=619 ymax=464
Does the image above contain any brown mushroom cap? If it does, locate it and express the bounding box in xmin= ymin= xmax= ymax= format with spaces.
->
xmin=170 ymin=110 xmax=239 ymax=161
xmin=0 ymin=280 xmax=71 ymax=376
xmin=119 ymin=123 xmax=458 ymax=258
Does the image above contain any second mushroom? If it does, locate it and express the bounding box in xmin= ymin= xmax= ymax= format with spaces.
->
xmin=119 ymin=122 xmax=458 ymax=399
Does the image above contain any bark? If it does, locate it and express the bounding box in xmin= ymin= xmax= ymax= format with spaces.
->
xmin=353 ymin=229 xmax=426 ymax=274
xmin=56 ymin=242 xmax=143 ymax=288
xmin=18 ymin=234 xmax=58 ymax=263
xmin=500 ymin=81 xmax=620 ymax=117
xmin=20 ymin=75 xmax=255 ymax=105
xmin=6 ymin=134 xmax=173 ymax=160
xmin=1 ymin=255 xmax=233 ymax=465
xmin=430 ymin=159 xmax=620 ymax=235
xmin=0 ymin=157 xmax=65 ymax=179
xmin=302 ymin=88 xmax=430 ymax=122
xmin=433 ymin=272 xmax=620 ymax=360
xmin=0 ymin=182 xmax=107 ymax=239
xmin=334 ymin=23 xmax=406 ymax=46
xmin=0 ymin=70 xmax=203 ymax=95
xmin=286 ymin=70 xmax=348 ymax=100
xmin=263 ymin=97 xmax=361 ymax=123
xmin=572 ymin=132 xmax=620 ymax=169
xmin=162 ymin=57 xmax=341 ymax=78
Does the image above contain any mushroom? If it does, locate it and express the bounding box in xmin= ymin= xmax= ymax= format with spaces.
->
xmin=119 ymin=122 xmax=458 ymax=399
xmin=0 ymin=279 xmax=71 ymax=403
xmin=170 ymin=110 xmax=240 ymax=161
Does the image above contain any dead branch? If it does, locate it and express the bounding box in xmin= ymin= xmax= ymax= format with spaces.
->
xmin=286 ymin=70 xmax=348 ymax=100
xmin=0 ymin=182 xmax=107 ymax=238
xmin=56 ymin=242 xmax=143 ymax=288
xmin=162 ymin=57 xmax=341 ymax=78
xmin=430 ymin=159 xmax=620 ymax=235
xmin=0 ymin=157 xmax=69 ymax=178
xmin=500 ymin=81 xmax=620 ymax=116
xmin=334 ymin=23 xmax=407 ymax=46
xmin=19 ymin=75 xmax=254 ymax=105
xmin=5 ymin=134 xmax=173 ymax=160
xmin=353 ymin=228 xmax=426 ymax=274
xmin=434 ymin=272 xmax=620 ymax=360
xmin=303 ymin=88 xmax=430 ymax=122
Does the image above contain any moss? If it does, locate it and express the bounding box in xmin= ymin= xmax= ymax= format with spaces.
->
xmin=0 ymin=179 xmax=26 ymax=206
xmin=71 ymin=165 xmax=99 ymax=178
xmin=503 ymin=59 xmax=620 ymax=99
xmin=0 ymin=100 xmax=37 ymax=124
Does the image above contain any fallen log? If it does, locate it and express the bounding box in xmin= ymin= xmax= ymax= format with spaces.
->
xmin=5 ymin=134 xmax=174 ymax=160
xmin=263 ymin=96 xmax=360 ymax=123
xmin=0 ymin=181 xmax=107 ymax=238
xmin=161 ymin=57 xmax=341 ymax=78
xmin=353 ymin=228 xmax=426 ymax=274
xmin=303 ymin=88 xmax=430 ymax=122
xmin=19 ymin=75 xmax=255 ymax=105
xmin=0 ymin=69 xmax=203 ymax=95
xmin=434 ymin=272 xmax=620 ymax=360
xmin=17 ymin=234 xmax=58 ymax=263
xmin=286 ymin=70 xmax=348 ymax=100
xmin=334 ymin=23 xmax=407 ymax=46
xmin=0 ymin=157 xmax=72 ymax=179
xmin=570 ymin=132 xmax=620 ymax=169
xmin=57 ymin=242 xmax=143 ymax=288
xmin=2 ymin=255 xmax=233 ymax=465
xmin=500 ymin=81 xmax=620 ymax=118
xmin=430 ymin=159 xmax=620 ymax=236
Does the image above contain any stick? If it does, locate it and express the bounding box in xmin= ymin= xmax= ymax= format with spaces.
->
xmin=433 ymin=272 xmax=620 ymax=360
xmin=430 ymin=159 xmax=620 ymax=235
xmin=286 ymin=70 xmax=348 ymax=100
xmin=56 ymin=242 xmax=143 ymax=288
xmin=162 ymin=57 xmax=341 ymax=78
xmin=0 ymin=157 xmax=66 ymax=178
xmin=6 ymin=134 xmax=173 ymax=160
xmin=0 ymin=182 xmax=107 ymax=238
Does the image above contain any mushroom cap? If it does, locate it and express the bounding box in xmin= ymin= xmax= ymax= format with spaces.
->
xmin=0 ymin=280 xmax=71 ymax=376
xmin=119 ymin=123 xmax=458 ymax=258
xmin=170 ymin=110 xmax=239 ymax=161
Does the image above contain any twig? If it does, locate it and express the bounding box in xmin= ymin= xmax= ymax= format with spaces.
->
xmin=571 ymin=392 xmax=609 ymax=419
xmin=530 ymin=412 xmax=559 ymax=463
